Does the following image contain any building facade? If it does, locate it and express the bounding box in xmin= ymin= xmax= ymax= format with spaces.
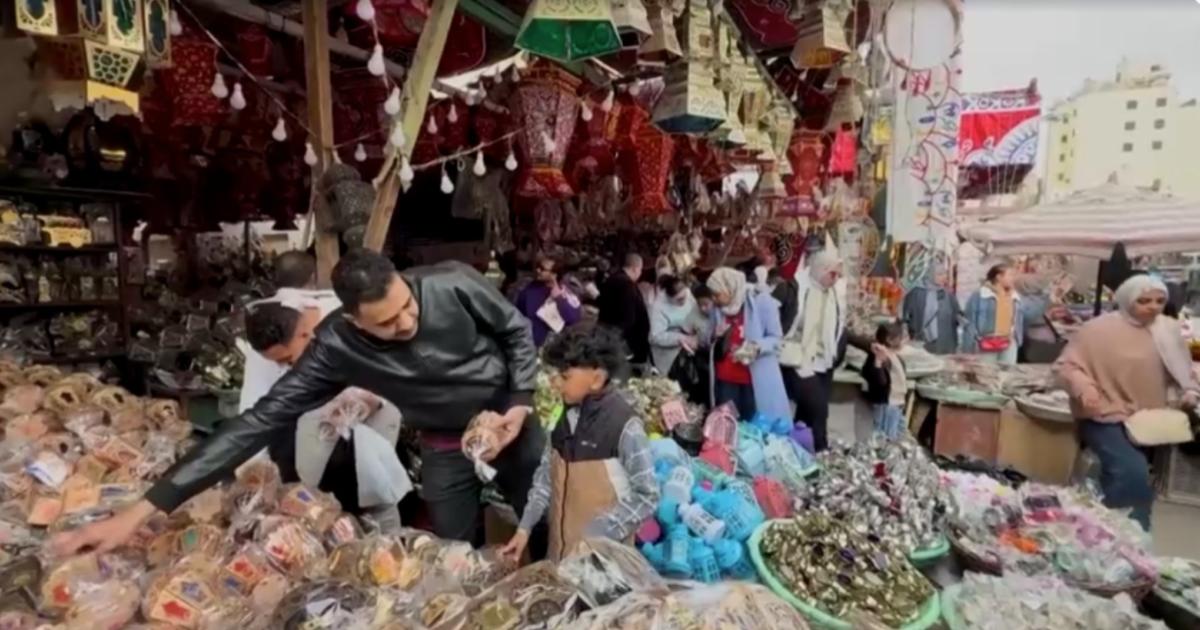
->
xmin=1046 ymin=60 xmax=1200 ymax=201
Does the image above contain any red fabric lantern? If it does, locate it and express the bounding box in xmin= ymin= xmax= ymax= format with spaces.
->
xmin=235 ymin=23 xmax=274 ymax=78
xmin=345 ymin=0 xmax=429 ymax=50
xmin=620 ymin=125 xmax=676 ymax=217
xmin=333 ymin=68 xmax=389 ymax=151
xmin=783 ymin=130 xmax=825 ymax=217
xmin=509 ymin=62 xmax=581 ymax=199
xmin=566 ymin=92 xmax=617 ymax=190
xmin=158 ymin=23 xmax=223 ymax=128
xmin=411 ymin=98 xmax=472 ymax=165
xmin=828 ymin=128 xmax=857 ymax=176
xmin=436 ymin=14 xmax=487 ymax=75
xmin=473 ymin=103 xmax=513 ymax=161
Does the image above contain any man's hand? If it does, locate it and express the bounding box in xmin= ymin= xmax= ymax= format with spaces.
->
xmin=475 ymin=406 xmax=529 ymax=461
xmin=498 ymin=528 xmax=529 ymax=564
xmin=49 ymin=499 xmax=157 ymax=556
xmin=549 ymin=281 xmax=563 ymax=299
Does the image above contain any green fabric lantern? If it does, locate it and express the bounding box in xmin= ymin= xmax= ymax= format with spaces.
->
xmin=516 ymin=0 xmax=621 ymax=63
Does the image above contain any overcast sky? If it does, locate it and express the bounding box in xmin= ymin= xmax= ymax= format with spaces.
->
xmin=961 ymin=0 xmax=1200 ymax=106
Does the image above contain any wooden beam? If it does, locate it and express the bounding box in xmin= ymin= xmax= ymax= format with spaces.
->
xmin=362 ymin=0 xmax=461 ymax=252
xmin=302 ymin=0 xmax=339 ymax=287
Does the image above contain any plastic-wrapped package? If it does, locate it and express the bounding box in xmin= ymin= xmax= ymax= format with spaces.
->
xmin=434 ymin=542 xmax=516 ymax=596
xmin=1 ymin=385 xmax=45 ymax=419
xmin=557 ymin=538 xmax=668 ymax=608
xmin=462 ymin=414 xmax=502 ymax=482
xmin=672 ymin=583 xmax=812 ymax=629
xmin=276 ymin=485 xmax=341 ymax=532
xmin=254 ymin=516 xmax=328 ymax=580
xmin=439 ymin=561 xmax=581 ymax=630
xmin=132 ymin=432 xmax=177 ymax=480
xmin=39 ymin=553 xmax=104 ymax=615
xmin=140 ymin=554 xmax=226 ymax=628
xmin=63 ymin=578 xmax=139 ymax=630
xmin=7 ymin=411 xmax=58 ymax=443
xmin=701 ymin=402 xmax=738 ymax=450
xmin=327 ymin=536 xmax=409 ymax=587
xmin=270 ymin=580 xmax=376 ymax=630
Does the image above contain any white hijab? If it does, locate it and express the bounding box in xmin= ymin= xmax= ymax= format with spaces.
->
xmin=1114 ymin=275 xmax=1195 ymax=393
xmin=707 ymin=267 xmax=748 ymax=316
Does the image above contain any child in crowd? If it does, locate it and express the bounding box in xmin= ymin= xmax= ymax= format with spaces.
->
xmin=860 ymin=321 xmax=909 ymax=439
xmin=501 ymin=325 xmax=660 ymax=561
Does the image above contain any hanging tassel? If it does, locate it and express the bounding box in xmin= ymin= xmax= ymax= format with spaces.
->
xmin=272 ymin=117 xmax=288 ymax=142
xmin=355 ymin=0 xmax=376 ymax=21
xmin=168 ymin=9 xmax=182 ymax=36
xmin=211 ymin=73 xmax=228 ymax=99
xmin=440 ymin=167 xmax=455 ymax=194
xmin=354 ymin=143 xmax=367 ymax=162
xmin=384 ymin=87 xmax=401 ymax=115
xmin=601 ymin=90 xmax=615 ymax=112
xmin=505 ymin=149 xmax=518 ymax=171
xmin=581 ymin=101 xmax=593 ymax=122
xmin=397 ymin=158 xmax=415 ymax=191
xmin=427 ymin=116 xmax=439 ymax=135
xmin=447 ymin=103 xmax=458 ymax=124
xmin=367 ymin=44 xmax=385 ymax=77
xmin=229 ymin=83 xmax=246 ymax=110
xmin=389 ymin=124 xmax=406 ymax=149
xmin=304 ymin=142 xmax=318 ymax=166
xmin=473 ymin=151 xmax=486 ymax=176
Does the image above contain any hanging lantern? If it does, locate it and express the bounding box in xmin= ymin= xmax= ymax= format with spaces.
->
xmin=828 ymin=127 xmax=857 ymax=176
xmin=824 ymin=79 xmax=864 ymax=131
xmin=611 ymin=0 xmax=651 ymax=49
xmin=143 ymin=0 xmax=172 ymax=68
xmin=756 ymin=161 xmax=787 ymax=205
xmin=566 ymin=91 xmax=617 ymax=190
xmin=620 ymin=123 xmax=676 ymax=217
xmin=653 ymin=0 xmax=724 ymax=134
xmin=783 ymin=130 xmax=825 ymax=217
xmin=768 ymin=99 xmax=796 ymax=176
xmin=711 ymin=32 xmax=748 ymax=147
xmin=515 ymin=0 xmax=621 ymax=63
xmin=790 ymin=1 xmax=852 ymax=69
xmin=25 ymin=0 xmax=147 ymax=52
xmin=637 ymin=0 xmax=682 ymax=67
xmin=508 ymin=61 xmax=581 ymax=198
xmin=235 ymin=23 xmax=274 ymax=77
xmin=473 ymin=103 xmax=513 ymax=161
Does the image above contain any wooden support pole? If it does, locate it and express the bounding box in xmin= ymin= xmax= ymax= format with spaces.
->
xmin=302 ymin=0 xmax=339 ymax=287
xmin=362 ymin=0 xmax=461 ymax=252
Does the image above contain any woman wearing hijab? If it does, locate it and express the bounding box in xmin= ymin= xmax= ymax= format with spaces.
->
xmin=1055 ymin=275 xmax=1200 ymax=530
xmin=779 ymin=249 xmax=848 ymax=452
xmin=901 ymin=263 xmax=959 ymax=355
xmin=650 ymin=275 xmax=709 ymax=403
xmin=1015 ymin=273 xmax=1061 ymax=363
xmin=705 ymin=267 xmax=790 ymax=420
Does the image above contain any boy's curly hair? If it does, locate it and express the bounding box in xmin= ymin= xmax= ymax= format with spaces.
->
xmin=542 ymin=324 xmax=629 ymax=375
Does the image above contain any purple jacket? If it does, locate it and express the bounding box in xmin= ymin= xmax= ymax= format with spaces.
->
xmin=515 ymin=282 xmax=583 ymax=346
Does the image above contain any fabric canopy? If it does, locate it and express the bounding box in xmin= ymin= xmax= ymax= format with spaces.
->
xmin=962 ymin=182 xmax=1200 ymax=258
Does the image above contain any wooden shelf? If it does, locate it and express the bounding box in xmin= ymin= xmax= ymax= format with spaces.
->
xmin=0 ymin=301 xmax=121 ymax=311
xmin=0 ymin=183 xmax=150 ymax=201
xmin=0 ymin=243 xmax=118 ymax=255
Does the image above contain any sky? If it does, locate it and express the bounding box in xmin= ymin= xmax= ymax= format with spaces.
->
xmin=961 ymin=0 xmax=1200 ymax=106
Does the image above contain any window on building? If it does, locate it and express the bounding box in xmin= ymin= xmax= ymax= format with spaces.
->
xmin=1155 ymin=119 xmax=1165 ymax=129
xmin=1151 ymin=65 xmax=1163 ymax=72
xmin=1058 ymin=174 xmax=1066 ymax=182
xmin=1123 ymin=143 xmax=1134 ymax=152
xmin=1153 ymin=140 xmax=1163 ymax=150
xmin=1157 ymin=97 xmax=1168 ymax=107
xmin=1060 ymin=134 xmax=1068 ymax=143
xmin=1124 ymin=121 xmax=1136 ymax=131
xmin=1059 ymin=154 xmax=1065 ymax=163
xmin=1127 ymin=100 xmax=1138 ymax=110
xmin=1153 ymin=178 xmax=1162 ymax=189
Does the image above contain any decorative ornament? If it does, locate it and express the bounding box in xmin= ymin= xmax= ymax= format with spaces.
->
xmin=169 ymin=10 xmax=183 ymax=36
xmin=304 ymin=142 xmax=318 ymax=166
xmin=629 ymin=81 xmax=642 ymax=96
xmin=272 ymin=117 xmax=288 ymax=142
xmin=600 ymin=90 xmax=615 ymax=112
xmin=581 ymin=101 xmax=593 ymax=122
xmin=790 ymin=1 xmax=853 ymax=69
xmin=505 ymin=149 xmax=518 ymax=171
xmin=473 ymin=151 xmax=486 ymax=176
xmin=399 ymin=157 xmax=414 ymax=187
xmin=510 ymin=65 xmax=521 ymax=82
xmin=354 ymin=143 xmax=367 ymax=162
xmin=638 ymin=0 xmax=683 ymax=66
xmin=515 ymin=0 xmax=621 ymax=62
xmin=384 ymin=87 xmax=401 ymax=115
xmin=440 ymin=167 xmax=455 ymax=194
xmin=652 ymin=0 xmax=726 ymax=134
xmin=355 ymin=0 xmax=376 ymax=22
xmin=447 ymin=103 xmax=458 ymax=123
xmin=612 ymin=0 xmax=652 ymax=48
xmin=229 ymin=82 xmax=246 ymax=110
xmin=389 ymin=124 xmax=406 ymax=149
xmin=367 ymin=44 xmax=385 ymax=77
xmin=211 ymin=73 xmax=229 ymax=99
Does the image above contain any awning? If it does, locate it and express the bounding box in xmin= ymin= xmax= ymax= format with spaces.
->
xmin=962 ymin=182 xmax=1200 ymax=258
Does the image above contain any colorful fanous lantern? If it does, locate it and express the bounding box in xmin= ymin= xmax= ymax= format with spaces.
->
xmin=515 ymin=0 xmax=621 ymax=63
xmin=508 ymin=61 xmax=581 ymax=199
xmin=652 ymin=0 xmax=724 ymax=134
xmin=620 ymin=121 xmax=676 ymax=217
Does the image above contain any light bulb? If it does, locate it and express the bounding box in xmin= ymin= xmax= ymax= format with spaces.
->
xmin=272 ymin=117 xmax=287 ymax=142
xmin=354 ymin=143 xmax=367 ymax=162
xmin=473 ymin=151 xmax=486 ymax=176
xmin=389 ymin=124 xmax=406 ymax=149
xmin=355 ymin=0 xmax=376 ymax=21
xmin=478 ymin=84 xmax=488 ymax=100
xmin=464 ymin=91 xmax=479 ymax=106
xmin=399 ymin=157 xmax=414 ymax=186
xmin=440 ymin=169 xmax=454 ymax=194
xmin=541 ymin=131 xmax=555 ymax=154
xmin=230 ymin=83 xmax=246 ymax=110
xmin=211 ymin=73 xmax=228 ymax=99
xmin=427 ymin=116 xmax=438 ymax=135
xmin=384 ymin=87 xmax=401 ymax=115
xmin=510 ymin=65 xmax=521 ymax=82
xmin=505 ymin=150 xmax=518 ymax=171
xmin=304 ymin=142 xmax=318 ymax=166
xmin=367 ymin=44 xmax=385 ymax=77
xmin=601 ymin=90 xmax=614 ymax=112
xmin=629 ymin=81 xmax=642 ymax=96
xmin=168 ymin=9 xmax=182 ymax=36
xmin=447 ymin=103 xmax=458 ymax=123
xmin=581 ymin=102 xmax=593 ymax=122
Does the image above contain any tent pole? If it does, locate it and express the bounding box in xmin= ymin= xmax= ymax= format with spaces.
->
xmin=1094 ymin=261 xmax=1104 ymax=317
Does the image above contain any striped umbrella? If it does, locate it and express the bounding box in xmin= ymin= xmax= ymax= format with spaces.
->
xmin=963 ymin=182 xmax=1200 ymax=258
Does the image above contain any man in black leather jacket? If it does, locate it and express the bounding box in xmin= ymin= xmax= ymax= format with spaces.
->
xmin=54 ymin=249 xmax=545 ymax=554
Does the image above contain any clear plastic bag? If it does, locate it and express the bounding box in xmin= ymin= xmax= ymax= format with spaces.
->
xmin=462 ymin=414 xmax=503 ymax=482
xmin=557 ymin=538 xmax=668 ymax=608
